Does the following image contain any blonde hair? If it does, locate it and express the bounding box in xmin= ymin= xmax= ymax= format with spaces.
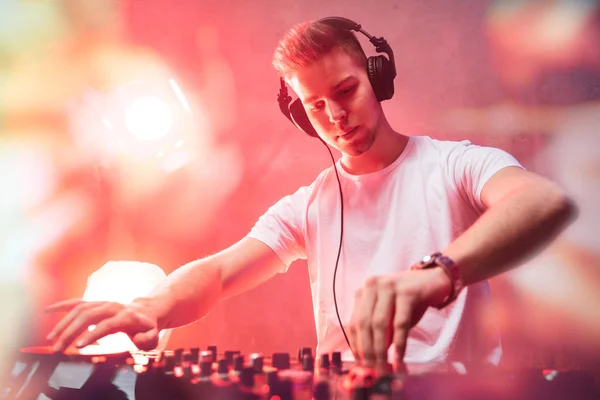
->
xmin=272 ymin=20 xmax=367 ymax=79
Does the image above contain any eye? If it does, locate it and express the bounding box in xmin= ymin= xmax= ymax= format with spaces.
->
xmin=338 ymin=85 xmax=355 ymax=97
xmin=310 ymin=101 xmax=324 ymax=112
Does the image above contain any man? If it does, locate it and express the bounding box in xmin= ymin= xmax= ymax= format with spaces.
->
xmin=46 ymin=18 xmax=576 ymax=373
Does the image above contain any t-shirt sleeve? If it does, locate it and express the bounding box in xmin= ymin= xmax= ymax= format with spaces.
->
xmin=447 ymin=140 xmax=524 ymax=212
xmin=245 ymin=186 xmax=309 ymax=273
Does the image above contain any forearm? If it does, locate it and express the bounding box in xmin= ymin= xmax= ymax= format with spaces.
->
xmin=131 ymin=238 xmax=283 ymax=331
xmin=443 ymin=184 xmax=577 ymax=286
xmin=135 ymin=257 xmax=224 ymax=330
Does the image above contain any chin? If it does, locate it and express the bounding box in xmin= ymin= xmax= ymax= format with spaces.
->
xmin=343 ymin=147 xmax=368 ymax=157
xmin=346 ymin=133 xmax=376 ymax=156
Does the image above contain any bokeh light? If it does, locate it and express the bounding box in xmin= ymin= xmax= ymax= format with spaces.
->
xmin=125 ymin=96 xmax=173 ymax=141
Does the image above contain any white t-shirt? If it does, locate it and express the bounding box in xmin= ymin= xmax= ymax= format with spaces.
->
xmin=247 ymin=136 xmax=523 ymax=366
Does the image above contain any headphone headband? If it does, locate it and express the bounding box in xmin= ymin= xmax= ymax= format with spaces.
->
xmin=316 ymin=17 xmax=397 ymax=79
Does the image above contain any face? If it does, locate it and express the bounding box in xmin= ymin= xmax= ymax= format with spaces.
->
xmin=287 ymin=48 xmax=383 ymax=157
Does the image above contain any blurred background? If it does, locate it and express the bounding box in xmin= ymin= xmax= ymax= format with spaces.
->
xmin=1 ymin=0 xmax=599 ymax=380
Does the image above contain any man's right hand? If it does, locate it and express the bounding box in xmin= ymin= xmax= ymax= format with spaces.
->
xmin=46 ymin=298 xmax=161 ymax=352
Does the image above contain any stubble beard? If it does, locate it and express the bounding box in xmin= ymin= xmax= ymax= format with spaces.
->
xmin=343 ymin=127 xmax=376 ymax=157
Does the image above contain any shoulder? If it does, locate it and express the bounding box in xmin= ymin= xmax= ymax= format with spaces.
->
xmin=292 ymin=164 xmax=338 ymax=198
xmin=407 ymin=135 xmax=473 ymax=159
xmin=414 ymin=135 xmax=474 ymax=154
xmin=414 ymin=136 xmax=520 ymax=166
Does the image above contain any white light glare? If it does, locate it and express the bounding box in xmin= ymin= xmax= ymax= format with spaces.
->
xmin=169 ymin=78 xmax=191 ymax=113
xmin=125 ymin=96 xmax=173 ymax=141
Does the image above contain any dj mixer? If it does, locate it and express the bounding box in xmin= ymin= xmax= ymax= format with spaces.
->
xmin=3 ymin=345 xmax=599 ymax=399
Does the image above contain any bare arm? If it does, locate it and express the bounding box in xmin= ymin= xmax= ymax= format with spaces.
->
xmin=348 ymin=166 xmax=577 ymax=368
xmin=142 ymin=237 xmax=286 ymax=330
xmin=443 ymin=166 xmax=578 ymax=285
xmin=47 ymin=237 xmax=285 ymax=351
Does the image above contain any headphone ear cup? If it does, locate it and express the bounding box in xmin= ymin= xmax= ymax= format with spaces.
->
xmin=290 ymin=98 xmax=319 ymax=137
xmin=367 ymin=55 xmax=394 ymax=101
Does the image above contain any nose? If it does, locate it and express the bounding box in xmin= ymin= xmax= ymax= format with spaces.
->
xmin=327 ymin=101 xmax=347 ymax=124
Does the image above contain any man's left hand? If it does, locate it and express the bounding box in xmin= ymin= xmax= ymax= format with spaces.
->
xmin=348 ymin=266 xmax=452 ymax=372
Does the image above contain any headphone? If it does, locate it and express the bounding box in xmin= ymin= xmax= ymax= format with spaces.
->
xmin=277 ymin=16 xmax=397 ymax=137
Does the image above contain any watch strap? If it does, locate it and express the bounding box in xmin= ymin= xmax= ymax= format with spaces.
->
xmin=412 ymin=252 xmax=463 ymax=309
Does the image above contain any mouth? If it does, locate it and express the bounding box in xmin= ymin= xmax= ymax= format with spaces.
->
xmin=339 ymin=127 xmax=358 ymax=140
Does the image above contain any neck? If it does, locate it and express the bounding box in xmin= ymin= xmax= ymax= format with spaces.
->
xmin=340 ymin=119 xmax=409 ymax=175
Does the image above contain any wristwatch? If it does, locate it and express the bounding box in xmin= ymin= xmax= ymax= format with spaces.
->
xmin=412 ymin=252 xmax=464 ymax=309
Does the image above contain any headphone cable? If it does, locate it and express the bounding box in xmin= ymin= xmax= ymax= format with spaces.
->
xmin=319 ymin=138 xmax=353 ymax=355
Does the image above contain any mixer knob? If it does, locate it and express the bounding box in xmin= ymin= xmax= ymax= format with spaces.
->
xmin=319 ymin=353 xmax=330 ymax=369
xmin=239 ymin=366 xmax=255 ymax=388
xmin=199 ymin=360 xmax=212 ymax=379
xmin=146 ymin=357 xmax=156 ymax=369
xmin=182 ymin=365 xmax=194 ymax=380
xmin=347 ymin=366 xmax=377 ymax=399
xmin=298 ymin=347 xmax=312 ymax=362
xmin=233 ymin=355 xmax=245 ymax=372
xmin=200 ymin=350 xmax=213 ymax=363
xmin=164 ymin=355 xmax=176 ymax=371
xmin=188 ymin=347 xmax=200 ymax=363
xmin=331 ymin=352 xmax=342 ymax=369
xmin=266 ymin=370 xmax=278 ymax=386
xmin=207 ymin=345 xmax=218 ymax=362
xmin=272 ymin=353 xmax=290 ymax=370
xmin=250 ymin=354 xmax=264 ymax=373
xmin=159 ymin=351 xmax=169 ymax=362
xmin=217 ymin=359 xmax=229 ymax=376
xmin=174 ymin=348 xmax=185 ymax=364
xmin=313 ymin=380 xmax=331 ymax=400
xmin=302 ymin=354 xmax=314 ymax=372
xmin=225 ymin=350 xmax=240 ymax=365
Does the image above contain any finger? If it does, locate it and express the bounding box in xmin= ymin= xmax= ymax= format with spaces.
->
xmin=392 ymin=295 xmax=412 ymax=370
xmin=348 ymin=288 xmax=363 ymax=361
xmin=53 ymin=303 xmax=120 ymax=352
xmin=45 ymin=298 xmax=84 ymax=313
xmin=371 ymin=280 xmax=395 ymax=366
xmin=78 ymin=309 xmax=156 ymax=349
xmin=357 ymin=277 xmax=379 ymax=366
xmin=74 ymin=316 xmax=125 ymax=348
xmin=46 ymin=301 xmax=97 ymax=341
xmin=131 ymin=329 xmax=160 ymax=351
